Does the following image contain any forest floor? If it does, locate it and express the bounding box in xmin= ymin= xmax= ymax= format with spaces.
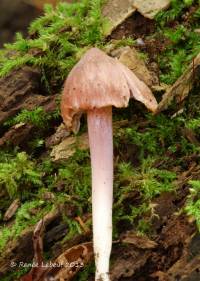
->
xmin=0 ymin=1 xmax=200 ymax=281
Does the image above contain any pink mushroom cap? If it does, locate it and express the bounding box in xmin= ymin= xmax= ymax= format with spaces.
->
xmin=61 ymin=47 xmax=158 ymax=131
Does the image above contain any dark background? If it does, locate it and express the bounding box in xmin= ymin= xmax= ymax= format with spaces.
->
xmin=0 ymin=0 xmax=42 ymax=47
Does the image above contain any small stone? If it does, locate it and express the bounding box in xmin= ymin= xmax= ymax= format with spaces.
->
xmin=135 ymin=38 xmax=145 ymax=46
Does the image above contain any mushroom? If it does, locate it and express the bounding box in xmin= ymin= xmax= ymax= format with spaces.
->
xmin=61 ymin=48 xmax=158 ymax=281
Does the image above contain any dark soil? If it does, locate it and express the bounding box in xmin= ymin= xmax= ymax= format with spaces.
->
xmin=110 ymin=12 xmax=156 ymax=40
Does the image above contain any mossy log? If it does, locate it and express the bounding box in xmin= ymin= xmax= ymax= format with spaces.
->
xmin=0 ymin=66 xmax=58 ymax=147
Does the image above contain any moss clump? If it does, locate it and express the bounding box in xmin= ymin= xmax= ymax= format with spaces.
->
xmin=1 ymin=1 xmax=200 ymax=280
xmin=0 ymin=152 xmax=42 ymax=199
xmin=4 ymin=106 xmax=60 ymax=128
xmin=0 ymin=200 xmax=52 ymax=252
xmin=185 ymin=180 xmax=200 ymax=231
xmin=0 ymin=0 xmax=109 ymax=91
xmin=115 ymin=113 xmax=199 ymax=162
xmin=155 ymin=0 xmax=196 ymax=26
xmin=0 ymin=268 xmax=28 ymax=281
xmin=154 ymin=0 xmax=200 ymax=84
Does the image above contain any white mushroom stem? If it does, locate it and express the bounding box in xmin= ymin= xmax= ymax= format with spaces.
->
xmin=87 ymin=106 xmax=113 ymax=281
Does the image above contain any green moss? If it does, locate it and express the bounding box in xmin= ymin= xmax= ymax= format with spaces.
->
xmin=115 ymin=113 xmax=199 ymax=162
xmin=117 ymin=158 xmax=176 ymax=200
xmin=74 ymin=262 xmax=95 ymax=281
xmin=158 ymin=28 xmax=200 ymax=84
xmin=4 ymin=106 xmax=60 ymax=128
xmin=185 ymin=180 xmax=200 ymax=231
xmin=0 ymin=152 xmax=42 ymax=199
xmin=0 ymin=1 xmax=110 ymax=91
xmin=155 ymin=0 xmax=196 ymax=26
xmin=1 ymin=2 xmax=200 ymax=280
xmin=1 ymin=109 xmax=200 ymax=280
xmin=0 ymin=200 xmax=52 ymax=251
xmin=1 ymin=109 xmax=199 ymax=253
xmin=0 ymin=268 xmax=29 ymax=281
xmin=57 ymin=150 xmax=91 ymax=204
xmin=154 ymin=0 xmax=200 ymax=84
xmin=112 ymin=157 xmax=176 ymax=237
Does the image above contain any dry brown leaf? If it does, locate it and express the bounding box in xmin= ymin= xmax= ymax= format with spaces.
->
xmin=41 ymin=242 xmax=93 ymax=281
xmin=102 ymin=0 xmax=136 ymax=34
xmin=50 ymin=132 xmax=89 ymax=162
xmin=21 ymin=218 xmax=93 ymax=281
xmin=117 ymin=46 xmax=155 ymax=87
xmin=132 ymin=0 xmax=170 ymax=19
xmin=50 ymin=120 xmax=129 ymax=162
xmin=102 ymin=0 xmax=170 ymax=35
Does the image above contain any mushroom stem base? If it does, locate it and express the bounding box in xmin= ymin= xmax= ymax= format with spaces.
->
xmin=87 ymin=106 xmax=113 ymax=281
xmin=96 ymin=272 xmax=110 ymax=281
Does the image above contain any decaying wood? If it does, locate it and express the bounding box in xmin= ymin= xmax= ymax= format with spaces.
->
xmin=21 ymin=217 xmax=93 ymax=281
xmin=0 ymin=123 xmax=34 ymax=147
xmin=44 ymin=223 xmax=68 ymax=246
xmin=0 ymin=66 xmax=41 ymax=125
xmin=0 ymin=66 xmax=59 ymax=122
xmin=21 ymin=220 xmax=45 ymax=281
xmin=109 ymin=214 xmax=196 ymax=281
xmin=152 ymin=232 xmax=200 ymax=281
xmin=0 ymin=195 xmax=198 ymax=280
xmin=3 ymin=199 xmax=20 ymax=221
xmin=120 ymin=231 xmax=157 ymax=249
xmin=45 ymin=123 xmax=70 ymax=148
xmin=32 ymin=220 xmax=44 ymax=266
xmin=39 ymin=242 xmax=93 ymax=281
xmin=0 ymin=209 xmax=60 ymax=277
xmin=168 ymin=237 xmax=200 ymax=280
xmin=0 ymin=73 xmax=59 ymax=148
xmin=157 ymin=53 xmax=200 ymax=113
xmin=110 ymin=245 xmax=152 ymax=280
